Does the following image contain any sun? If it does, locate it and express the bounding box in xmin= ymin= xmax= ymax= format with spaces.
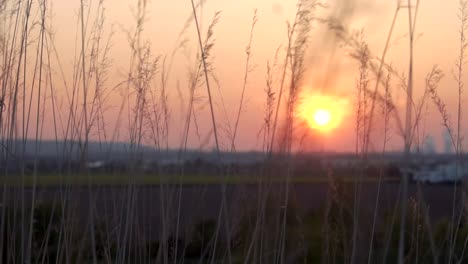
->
xmin=298 ymin=92 xmax=348 ymax=132
xmin=313 ymin=109 xmax=331 ymax=127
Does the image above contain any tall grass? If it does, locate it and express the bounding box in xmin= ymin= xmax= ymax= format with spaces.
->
xmin=0 ymin=0 xmax=467 ymax=263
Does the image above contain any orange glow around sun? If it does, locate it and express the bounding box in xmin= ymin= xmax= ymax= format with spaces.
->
xmin=298 ymin=93 xmax=348 ymax=132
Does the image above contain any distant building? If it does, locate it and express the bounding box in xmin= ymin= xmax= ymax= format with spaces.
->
xmin=423 ymin=135 xmax=436 ymax=154
xmin=86 ymin=161 xmax=105 ymax=169
xmin=406 ymin=160 xmax=466 ymax=183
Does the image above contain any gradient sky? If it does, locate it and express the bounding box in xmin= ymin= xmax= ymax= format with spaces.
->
xmin=10 ymin=0 xmax=464 ymax=152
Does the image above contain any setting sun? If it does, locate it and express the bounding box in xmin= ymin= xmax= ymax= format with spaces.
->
xmin=298 ymin=92 xmax=349 ymax=132
xmin=313 ymin=109 xmax=331 ymax=127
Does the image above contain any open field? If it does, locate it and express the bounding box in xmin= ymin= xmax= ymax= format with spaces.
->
xmin=2 ymin=181 xmax=456 ymax=243
xmin=1 ymin=173 xmax=400 ymax=187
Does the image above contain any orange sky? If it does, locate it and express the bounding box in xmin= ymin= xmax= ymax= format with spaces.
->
xmin=3 ymin=0 xmax=464 ymax=152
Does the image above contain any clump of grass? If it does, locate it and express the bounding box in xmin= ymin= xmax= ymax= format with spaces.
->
xmin=427 ymin=68 xmax=453 ymax=149
xmin=269 ymin=0 xmax=321 ymax=154
xmin=323 ymin=168 xmax=354 ymax=263
xmin=275 ymin=1 xmax=322 ymax=263
xmin=353 ymin=33 xmax=371 ymax=156
xmin=260 ymin=55 xmax=278 ymax=153
xmin=349 ymin=32 xmax=371 ymax=263
xmin=449 ymin=1 xmax=468 ymax=262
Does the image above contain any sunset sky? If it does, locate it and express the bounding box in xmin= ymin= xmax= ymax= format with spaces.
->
xmin=3 ymin=0 xmax=464 ymax=153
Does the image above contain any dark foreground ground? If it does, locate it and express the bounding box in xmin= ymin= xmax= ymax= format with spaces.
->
xmin=0 ymin=179 xmax=465 ymax=263
xmin=2 ymin=180 xmax=458 ymax=238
